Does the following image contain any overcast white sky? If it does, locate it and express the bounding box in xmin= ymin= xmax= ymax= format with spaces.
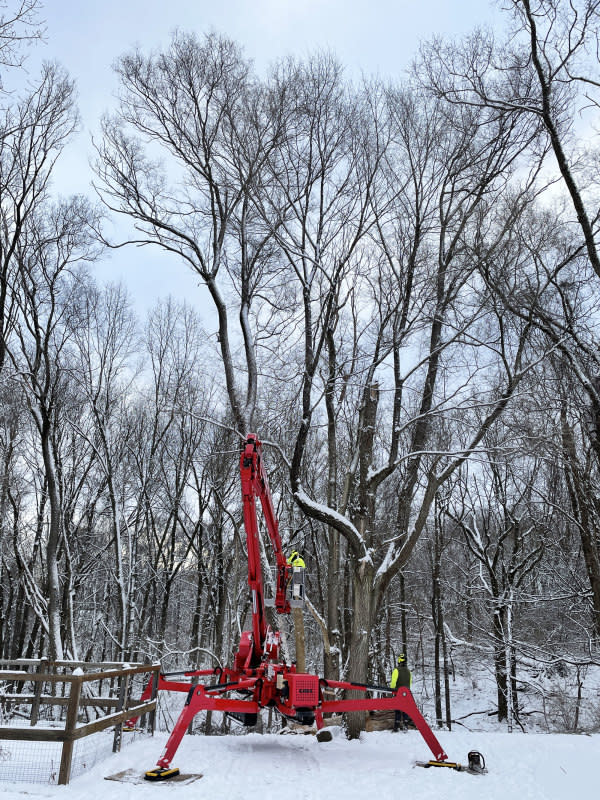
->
xmin=26 ymin=0 xmax=504 ymax=320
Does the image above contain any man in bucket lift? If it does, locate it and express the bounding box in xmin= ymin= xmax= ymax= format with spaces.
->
xmin=287 ymin=550 xmax=306 ymax=602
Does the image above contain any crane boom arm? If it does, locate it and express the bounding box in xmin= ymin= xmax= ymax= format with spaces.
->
xmin=240 ymin=434 xmax=290 ymax=664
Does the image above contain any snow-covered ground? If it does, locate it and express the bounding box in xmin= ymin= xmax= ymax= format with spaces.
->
xmin=2 ymin=656 xmax=598 ymax=799
xmin=1 ymin=725 xmax=597 ymax=800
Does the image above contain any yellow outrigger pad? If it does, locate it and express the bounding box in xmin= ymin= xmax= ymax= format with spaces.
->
xmin=415 ymin=757 xmax=487 ymax=775
xmin=105 ymin=768 xmax=202 ymax=784
xmin=144 ymin=767 xmax=182 ymax=781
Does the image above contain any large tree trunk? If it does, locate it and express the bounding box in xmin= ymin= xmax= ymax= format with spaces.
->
xmin=345 ymin=563 xmax=375 ymax=739
xmin=493 ymin=606 xmax=508 ymax=723
xmin=561 ymin=411 xmax=600 ymax=638
xmin=41 ymin=430 xmax=64 ymax=662
xmin=325 ymin=325 xmax=341 ymax=681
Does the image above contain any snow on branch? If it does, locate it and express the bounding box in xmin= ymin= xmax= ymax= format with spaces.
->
xmin=293 ymin=487 xmax=367 ymax=558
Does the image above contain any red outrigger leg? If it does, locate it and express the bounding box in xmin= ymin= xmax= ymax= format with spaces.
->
xmin=318 ymin=682 xmax=447 ymax=762
xmin=156 ymin=683 xmax=260 ymax=769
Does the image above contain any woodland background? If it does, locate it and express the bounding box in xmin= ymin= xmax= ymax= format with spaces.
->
xmin=1 ymin=0 xmax=600 ymax=739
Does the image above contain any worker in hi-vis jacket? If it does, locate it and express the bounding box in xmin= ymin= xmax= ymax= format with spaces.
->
xmin=287 ymin=551 xmax=306 ymax=600
xmin=390 ymin=653 xmax=412 ymax=731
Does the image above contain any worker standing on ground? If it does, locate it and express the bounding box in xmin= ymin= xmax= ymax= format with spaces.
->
xmin=390 ymin=653 xmax=412 ymax=731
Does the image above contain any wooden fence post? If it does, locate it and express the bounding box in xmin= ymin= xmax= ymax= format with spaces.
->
xmin=147 ymin=667 xmax=159 ymax=735
xmin=30 ymin=658 xmax=48 ymax=727
xmin=112 ymin=672 xmax=130 ymax=753
xmin=187 ymin=671 xmax=199 ymax=735
xmin=58 ymin=676 xmax=82 ymax=785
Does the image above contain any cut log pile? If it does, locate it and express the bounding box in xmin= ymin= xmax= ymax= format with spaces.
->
xmin=365 ymin=710 xmax=395 ymax=732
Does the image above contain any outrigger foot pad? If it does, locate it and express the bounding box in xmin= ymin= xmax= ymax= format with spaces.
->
xmin=316 ymin=729 xmax=333 ymax=742
xmin=415 ymin=753 xmax=487 ymax=775
xmin=144 ymin=767 xmax=181 ymax=781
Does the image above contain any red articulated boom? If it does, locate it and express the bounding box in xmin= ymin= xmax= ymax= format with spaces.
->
xmin=140 ymin=433 xmax=451 ymax=781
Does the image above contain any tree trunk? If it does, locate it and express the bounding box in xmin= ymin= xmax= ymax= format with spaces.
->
xmin=433 ymin=599 xmax=443 ymax=728
xmin=442 ymin=618 xmax=451 ymax=731
xmin=325 ymin=325 xmax=341 ymax=681
xmin=505 ymin=597 xmax=515 ymax=733
xmin=561 ymin=411 xmax=600 ymax=638
xmin=41 ymin=429 xmax=64 ymax=661
xmin=493 ymin=606 xmax=507 ymax=722
xmin=400 ymin=572 xmax=408 ymax=654
xmin=345 ymin=564 xmax=375 ymax=739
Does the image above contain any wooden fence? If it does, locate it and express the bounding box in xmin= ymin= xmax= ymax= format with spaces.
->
xmin=0 ymin=659 xmax=160 ymax=784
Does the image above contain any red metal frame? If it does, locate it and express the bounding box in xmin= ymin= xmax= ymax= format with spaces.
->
xmin=139 ymin=434 xmax=448 ymax=775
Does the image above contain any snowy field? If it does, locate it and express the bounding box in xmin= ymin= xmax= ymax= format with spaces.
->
xmin=0 ymin=726 xmax=597 ymax=800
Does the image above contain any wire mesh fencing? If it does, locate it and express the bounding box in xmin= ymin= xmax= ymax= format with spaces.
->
xmin=0 ymin=659 xmax=159 ymax=784
xmin=0 ymin=738 xmax=63 ymax=784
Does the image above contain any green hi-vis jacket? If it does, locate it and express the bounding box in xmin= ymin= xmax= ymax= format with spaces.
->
xmin=390 ymin=664 xmax=412 ymax=689
xmin=287 ymin=552 xmax=306 ymax=568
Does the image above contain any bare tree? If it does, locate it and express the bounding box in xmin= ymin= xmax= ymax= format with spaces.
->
xmin=418 ymin=1 xmax=600 ymax=274
xmin=69 ymin=281 xmax=139 ymax=658
xmin=131 ymin=299 xmax=209 ymax=654
xmin=95 ymin=32 xmax=285 ymax=434
xmin=0 ymin=62 xmax=78 ymax=376
xmin=282 ymin=81 xmax=542 ymax=736
xmin=419 ymin=8 xmax=600 ymax=637
xmin=7 ymin=197 xmax=99 ymax=659
xmin=0 ymin=0 xmax=43 ymax=80
xmin=449 ymin=450 xmax=544 ymax=728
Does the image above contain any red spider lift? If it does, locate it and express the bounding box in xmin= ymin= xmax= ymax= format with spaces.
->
xmin=138 ymin=434 xmax=456 ymax=781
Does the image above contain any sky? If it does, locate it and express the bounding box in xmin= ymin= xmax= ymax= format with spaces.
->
xmin=20 ymin=0 xmax=504 ymax=322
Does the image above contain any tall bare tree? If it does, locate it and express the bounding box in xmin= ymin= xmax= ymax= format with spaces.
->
xmin=95 ymin=32 xmax=286 ymax=434
xmin=0 ymin=62 xmax=78 ymax=375
xmin=7 ymin=197 xmax=99 ymax=659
